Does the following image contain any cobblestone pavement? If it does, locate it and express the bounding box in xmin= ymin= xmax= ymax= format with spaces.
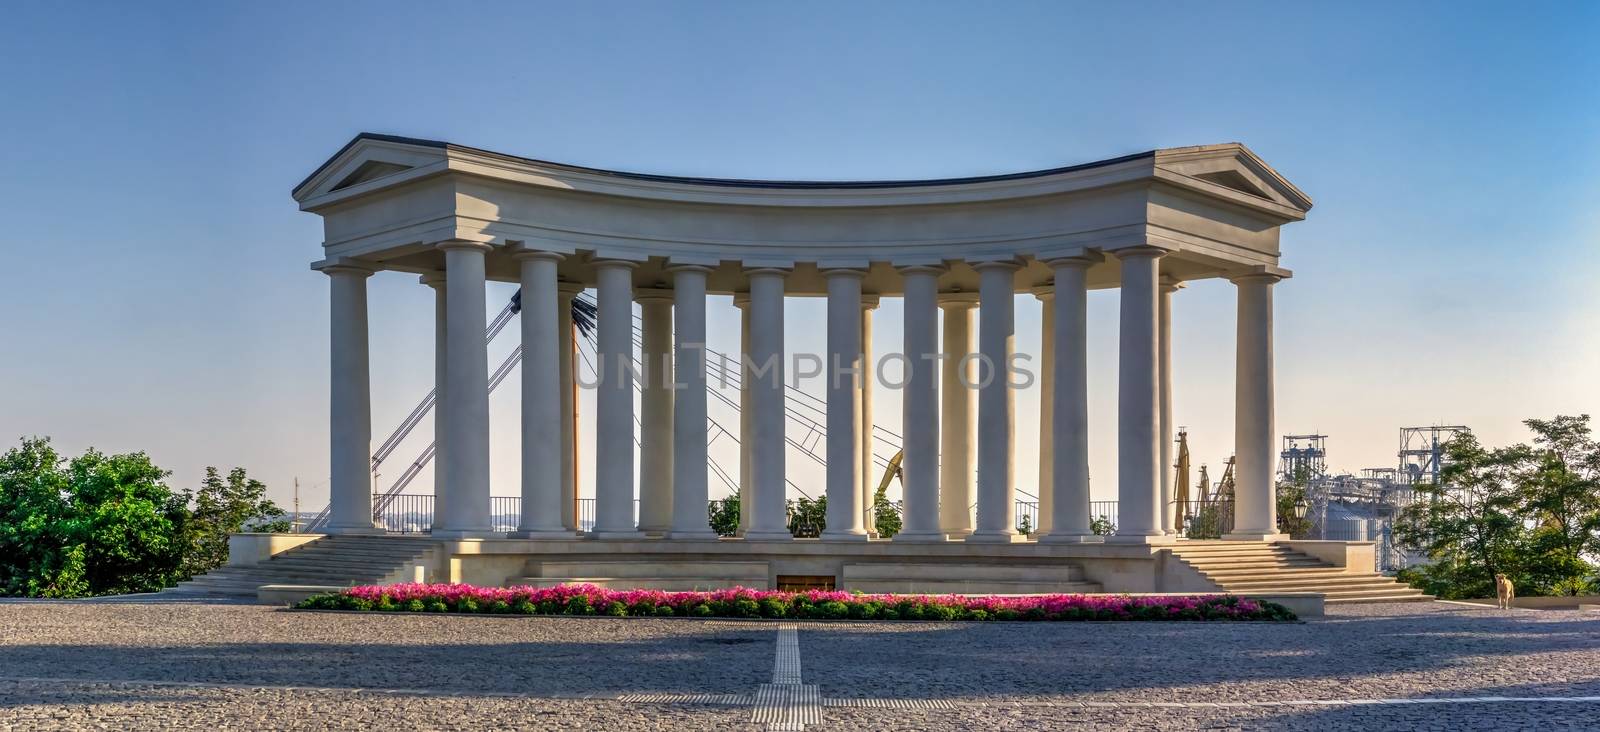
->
xmin=0 ymin=600 xmax=1595 ymax=730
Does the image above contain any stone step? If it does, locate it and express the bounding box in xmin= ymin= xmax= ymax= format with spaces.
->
xmin=1219 ymin=576 xmax=1406 ymax=591
xmin=262 ymin=558 xmax=426 ymax=572
xmin=1172 ymin=546 xmax=1301 ymax=556
xmin=529 ymin=560 xmax=768 ymax=580
xmin=1324 ymin=592 xmax=1434 ymax=604
xmin=844 ymin=579 xmax=1104 ymax=595
xmin=1184 ymin=560 xmax=1330 ymax=571
xmin=842 ymin=563 xmax=1085 ymax=583
xmin=1201 ymin=568 xmax=1353 ymax=581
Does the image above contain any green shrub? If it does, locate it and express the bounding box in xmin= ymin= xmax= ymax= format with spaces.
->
xmin=965 ymin=608 xmax=989 ymax=621
xmin=488 ymin=599 xmax=511 ymax=614
xmin=604 ymin=600 xmax=627 ymax=617
xmin=925 ymin=604 xmax=959 ymax=621
xmin=732 ymin=598 xmax=761 ymax=618
xmin=691 ymin=604 xmax=713 ymax=617
xmin=758 ymin=597 xmax=788 ymax=618
xmin=405 ymin=598 xmax=426 ymax=612
xmin=564 ymin=596 xmax=593 ymax=615
xmin=817 ymin=600 xmax=849 ymax=619
xmin=513 ymin=599 xmax=536 ymax=614
xmin=426 ymin=600 xmax=448 ymax=613
xmin=654 ymin=604 xmax=675 ymax=617
xmin=457 ymin=598 xmax=480 ymax=613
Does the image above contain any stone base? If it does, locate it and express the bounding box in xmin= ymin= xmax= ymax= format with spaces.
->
xmin=1105 ymin=532 xmax=1177 ymax=545
xmin=965 ymin=531 xmax=1027 ymax=544
xmin=666 ymin=530 xmax=721 ymax=541
xmin=892 ymin=531 xmax=949 ymax=543
xmin=429 ymin=529 xmax=496 ymax=540
xmin=1037 ymin=532 xmax=1104 ymax=545
xmin=508 ymin=530 xmax=579 ymax=540
xmin=591 ymin=530 xmax=645 ymax=540
xmin=819 ymin=531 xmax=870 ymax=542
xmin=1222 ymin=531 xmax=1289 ymax=542
xmin=742 ymin=529 xmax=795 ymax=542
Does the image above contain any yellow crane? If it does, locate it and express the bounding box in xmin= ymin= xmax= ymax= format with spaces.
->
xmin=866 ymin=450 xmax=905 ymax=533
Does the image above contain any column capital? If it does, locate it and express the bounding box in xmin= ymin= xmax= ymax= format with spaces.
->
xmin=419 ymin=270 xmax=446 ymax=288
xmin=744 ymin=266 xmax=790 ymax=278
xmin=593 ymin=258 xmax=641 ymax=271
xmin=971 ymin=259 xmax=1023 ymax=273
xmin=557 ymin=280 xmax=585 ymax=298
xmin=1226 ymin=264 xmax=1293 ymax=283
xmin=860 ymin=293 xmax=881 ymax=310
xmin=1109 ymin=244 xmax=1173 ymax=260
xmin=938 ymin=290 xmax=979 ymax=308
xmin=896 ymin=264 xmax=946 ymax=277
xmin=634 ymin=287 xmax=675 ymax=304
xmin=507 ymin=245 xmax=565 ymax=263
xmin=732 ymin=291 xmax=751 ymax=308
xmin=435 ymin=239 xmax=494 ymax=254
xmin=1044 ymin=252 xmax=1101 ymax=270
xmin=666 ymin=263 xmax=716 ymax=275
xmin=1031 ymin=284 xmax=1054 ymax=301
xmin=820 ymin=266 xmax=868 ymax=279
xmin=314 ymin=257 xmax=375 ymax=278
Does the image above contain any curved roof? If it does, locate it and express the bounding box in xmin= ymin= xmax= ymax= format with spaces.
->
xmin=295 ymin=132 xmax=1158 ymax=196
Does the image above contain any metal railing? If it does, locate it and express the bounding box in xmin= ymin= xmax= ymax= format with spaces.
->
xmin=1173 ymin=499 xmax=1234 ymax=539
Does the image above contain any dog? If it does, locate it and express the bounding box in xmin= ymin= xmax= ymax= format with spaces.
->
xmin=1495 ymin=573 xmax=1515 ymax=610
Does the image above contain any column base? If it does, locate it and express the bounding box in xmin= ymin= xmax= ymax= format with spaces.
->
xmin=892 ymin=530 xmax=949 ymax=543
xmin=1105 ymin=532 xmax=1177 ymax=545
xmin=430 ymin=528 xmax=497 ymax=539
xmin=742 ymin=529 xmax=794 ymax=542
xmin=667 ymin=529 xmax=721 ymax=541
xmin=941 ymin=528 xmax=974 ymax=539
xmin=965 ymin=530 xmax=1026 ymax=544
xmin=591 ymin=529 xmax=644 ymax=540
xmin=1037 ymin=532 xmax=1104 ymax=545
xmin=324 ymin=525 xmax=386 ymax=536
xmin=1221 ymin=532 xmax=1289 ymax=542
xmin=820 ymin=530 xmax=870 ymax=542
xmin=508 ymin=529 xmax=579 ymax=540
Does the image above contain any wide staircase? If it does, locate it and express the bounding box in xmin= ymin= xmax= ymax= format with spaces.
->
xmin=163 ymin=536 xmax=441 ymax=598
xmin=1170 ymin=542 xmax=1430 ymax=604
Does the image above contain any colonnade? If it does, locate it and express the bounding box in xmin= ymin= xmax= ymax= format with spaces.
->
xmin=320 ymin=244 xmax=1284 ymax=544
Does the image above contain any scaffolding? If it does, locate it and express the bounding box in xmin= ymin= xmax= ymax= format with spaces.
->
xmin=1397 ymin=425 xmax=1471 ymax=486
xmin=1278 ymin=434 xmax=1328 ymax=483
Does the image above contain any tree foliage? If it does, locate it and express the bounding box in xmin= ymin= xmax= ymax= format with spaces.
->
xmin=1395 ymin=415 xmax=1600 ymax=599
xmin=0 ymin=437 xmax=287 ymax=598
xmin=708 ymin=496 xmax=740 ymax=537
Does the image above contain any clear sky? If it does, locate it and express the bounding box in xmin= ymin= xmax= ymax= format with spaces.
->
xmin=2 ymin=1 xmax=1597 ymax=511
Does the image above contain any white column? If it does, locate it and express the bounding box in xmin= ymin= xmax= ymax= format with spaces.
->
xmin=744 ymin=268 xmax=792 ymax=541
xmin=512 ymin=250 xmax=570 ymax=538
xmin=821 ymin=269 xmax=867 ymax=541
xmin=896 ymin=266 xmax=945 ymax=541
xmin=859 ymin=296 xmax=879 ymax=532
xmin=637 ymin=288 xmax=675 ymax=536
xmin=434 ymin=241 xmax=494 ymax=538
xmin=593 ymin=259 xmax=640 ymax=539
xmin=669 ymin=266 xmax=717 ymax=539
xmin=1158 ymin=277 xmax=1182 ymax=535
xmin=734 ymin=292 xmax=753 ymax=535
xmin=557 ymin=282 xmax=582 ymax=532
xmin=420 ymin=271 xmax=448 ymax=512
xmin=969 ymin=261 xmax=1020 ymax=543
xmin=1033 ymin=285 xmax=1055 ymax=538
xmin=1041 ymin=256 xmax=1098 ymax=543
xmin=938 ymin=293 xmax=978 ymax=537
xmin=324 ymin=263 xmax=378 ymax=534
xmin=1226 ymin=270 xmax=1286 ymax=541
xmin=1110 ymin=247 xmax=1169 ymax=544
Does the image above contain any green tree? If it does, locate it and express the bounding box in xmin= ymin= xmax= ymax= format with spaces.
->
xmin=871 ymin=495 xmax=902 ymax=538
xmin=1090 ymin=515 xmax=1116 ymax=536
xmin=1395 ymin=433 xmax=1533 ymax=600
xmin=182 ymin=467 xmax=288 ymax=578
xmin=0 ymin=438 xmax=83 ymax=597
xmin=786 ymin=496 xmax=826 ymax=537
xmin=1275 ymin=465 xmax=1315 ymax=539
xmin=707 ymin=495 xmax=740 ymax=537
xmin=1515 ymin=415 xmax=1600 ymax=595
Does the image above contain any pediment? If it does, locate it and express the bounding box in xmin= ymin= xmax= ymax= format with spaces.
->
xmin=1154 ymin=143 xmax=1313 ymax=215
xmin=292 ymin=133 xmax=451 ymax=204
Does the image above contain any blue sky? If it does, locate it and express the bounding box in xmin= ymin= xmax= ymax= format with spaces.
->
xmin=2 ymin=1 xmax=1597 ymax=508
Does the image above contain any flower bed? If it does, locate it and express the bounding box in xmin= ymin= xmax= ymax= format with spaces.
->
xmin=294 ymin=583 xmax=1296 ymax=621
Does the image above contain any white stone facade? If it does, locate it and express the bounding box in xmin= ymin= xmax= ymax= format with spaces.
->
xmin=294 ymin=134 xmax=1311 ymax=544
